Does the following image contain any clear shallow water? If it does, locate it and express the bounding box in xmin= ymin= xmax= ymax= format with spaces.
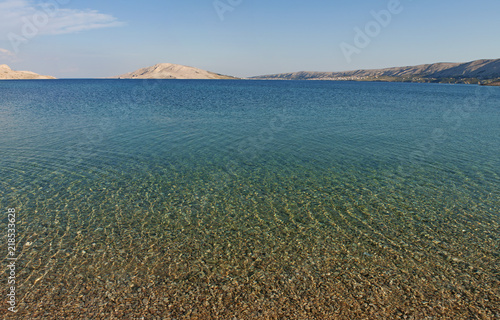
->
xmin=1 ymin=80 xmax=499 ymax=319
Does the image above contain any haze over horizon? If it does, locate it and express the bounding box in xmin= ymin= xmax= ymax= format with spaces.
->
xmin=1 ymin=0 xmax=499 ymax=78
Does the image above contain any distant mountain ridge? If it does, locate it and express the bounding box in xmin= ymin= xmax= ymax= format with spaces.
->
xmin=251 ymin=59 xmax=500 ymax=84
xmin=113 ymin=63 xmax=238 ymax=79
xmin=0 ymin=64 xmax=56 ymax=80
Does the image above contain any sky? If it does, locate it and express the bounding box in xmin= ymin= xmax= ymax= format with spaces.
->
xmin=0 ymin=0 xmax=499 ymax=78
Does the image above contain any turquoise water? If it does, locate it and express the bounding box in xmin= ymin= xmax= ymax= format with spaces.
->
xmin=1 ymin=80 xmax=499 ymax=318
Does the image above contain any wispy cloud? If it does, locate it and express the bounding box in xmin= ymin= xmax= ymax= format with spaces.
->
xmin=0 ymin=47 xmax=15 ymax=56
xmin=0 ymin=0 xmax=124 ymax=40
xmin=0 ymin=47 xmax=17 ymax=61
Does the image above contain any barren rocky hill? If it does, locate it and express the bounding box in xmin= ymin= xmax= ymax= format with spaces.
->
xmin=251 ymin=59 xmax=500 ymax=84
xmin=0 ymin=64 xmax=56 ymax=80
xmin=113 ymin=63 xmax=238 ymax=79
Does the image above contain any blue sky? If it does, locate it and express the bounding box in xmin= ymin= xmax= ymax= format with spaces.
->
xmin=1 ymin=0 xmax=499 ymax=78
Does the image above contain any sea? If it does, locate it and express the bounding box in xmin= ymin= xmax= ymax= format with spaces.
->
xmin=1 ymin=80 xmax=499 ymax=319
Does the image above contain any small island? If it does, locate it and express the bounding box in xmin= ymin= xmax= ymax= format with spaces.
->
xmin=112 ymin=63 xmax=239 ymax=80
xmin=0 ymin=64 xmax=56 ymax=80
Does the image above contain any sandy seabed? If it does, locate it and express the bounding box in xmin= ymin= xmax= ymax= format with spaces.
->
xmin=2 ymin=167 xmax=499 ymax=319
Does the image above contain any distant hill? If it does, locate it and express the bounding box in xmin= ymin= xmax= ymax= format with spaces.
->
xmin=113 ymin=63 xmax=239 ymax=79
xmin=251 ymin=59 xmax=500 ymax=84
xmin=0 ymin=64 xmax=56 ymax=80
